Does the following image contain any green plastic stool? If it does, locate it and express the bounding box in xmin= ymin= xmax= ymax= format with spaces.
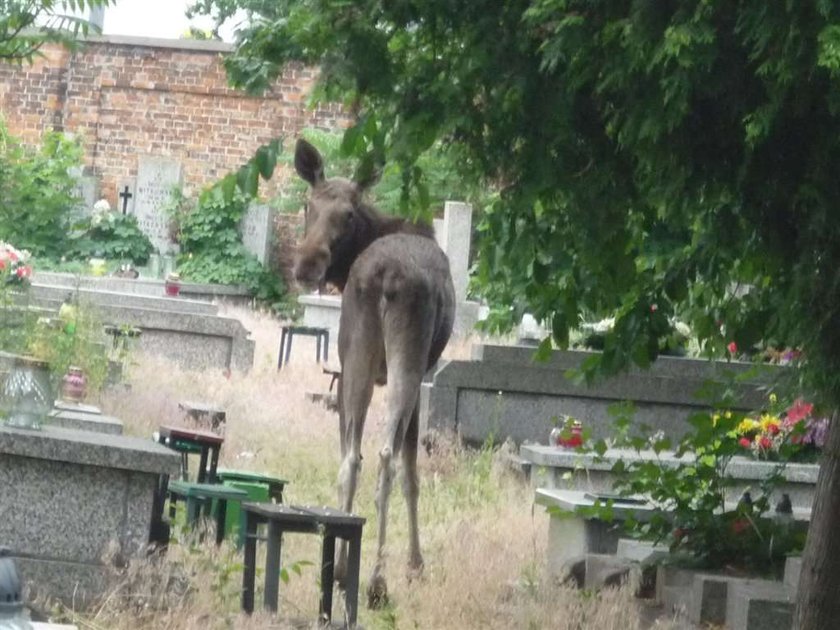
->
xmin=216 ymin=468 xmax=288 ymax=503
xmin=223 ymin=480 xmax=269 ymax=545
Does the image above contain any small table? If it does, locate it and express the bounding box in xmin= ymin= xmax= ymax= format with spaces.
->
xmin=168 ymin=480 xmax=249 ymax=545
xmin=241 ymin=503 xmax=365 ymax=627
xmin=157 ymin=425 xmax=224 ymax=484
xmin=278 ymin=325 xmax=329 ymax=368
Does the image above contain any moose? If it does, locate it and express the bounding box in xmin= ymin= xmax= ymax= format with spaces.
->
xmin=293 ymin=138 xmax=456 ymax=608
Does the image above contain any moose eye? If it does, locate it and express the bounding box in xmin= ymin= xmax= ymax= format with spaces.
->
xmin=345 ymin=209 xmax=355 ymax=223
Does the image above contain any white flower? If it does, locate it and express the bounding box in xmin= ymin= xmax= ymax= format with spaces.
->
xmin=93 ymin=199 xmax=111 ymax=212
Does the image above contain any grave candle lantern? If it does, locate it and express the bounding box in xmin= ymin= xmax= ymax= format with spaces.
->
xmin=1 ymin=355 xmax=52 ymax=430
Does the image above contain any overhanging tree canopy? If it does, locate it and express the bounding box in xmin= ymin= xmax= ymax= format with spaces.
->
xmin=192 ymin=2 xmax=840 ymax=627
xmin=0 ymin=0 xmax=113 ymax=62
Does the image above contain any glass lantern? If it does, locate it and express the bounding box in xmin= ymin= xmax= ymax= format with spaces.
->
xmin=1 ymin=355 xmax=52 ymax=430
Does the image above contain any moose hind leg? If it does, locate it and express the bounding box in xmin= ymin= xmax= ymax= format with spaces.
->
xmin=368 ymin=370 xmax=424 ymax=609
xmin=335 ymin=345 xmax=377 ymax=587
xmin=402 ymin=403 xmax=424 ymax=578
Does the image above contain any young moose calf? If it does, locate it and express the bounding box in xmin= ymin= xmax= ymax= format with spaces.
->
xmin=293 ymin=139 xmax=456 ymax=608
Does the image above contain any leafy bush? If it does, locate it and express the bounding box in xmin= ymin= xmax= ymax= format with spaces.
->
xmin=26 ymin=297 xmax=110 ymax=394
xmin=170 ymin=185 xmax=286 ymax=311
xmin=66 ymin=208 xmax=154 ymax=265
xmin=582 ymin=399 xmax=807 ymax=575
xmin=0 ymin=121 xmax=84 ymax=256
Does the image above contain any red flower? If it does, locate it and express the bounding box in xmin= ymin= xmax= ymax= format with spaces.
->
xmin=727 ymin=341 xmax=738 ymax=354
xmin=759 ymin=436 xmax=772 ymax=449
xmin=732 ymin=518 xmax=750 ymax=534
xmin=0 ymin=260 xmax=5 ymax=270
xmin=767 ymin=423 xmax=780 ymax=436
xmin=739 ymin=437 xmax=751 ymax=448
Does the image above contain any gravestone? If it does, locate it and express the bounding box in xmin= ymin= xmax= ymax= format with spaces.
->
xmin=440 ymin=201 xmax=472 ymax=303
xmin=133 ymin=157 xmax=182 ymax=254
xmin=68 ymin=167 xmax=98 ymax=221
xmin=240 ymin=203 xmax=273 ymax=264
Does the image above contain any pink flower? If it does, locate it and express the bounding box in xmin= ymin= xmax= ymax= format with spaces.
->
xmin=739 ymin=437 xmax=751 ymax=448
xmin=759 ymin=436 xmax=772 ymax=449
xmin=786 ymin=399 xmax=813 ymax=424
xmin=727 ymin=341 xmax=738 ymax=354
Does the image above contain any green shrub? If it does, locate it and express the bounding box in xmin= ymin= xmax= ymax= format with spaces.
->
xmin=66 ymin=211 xmax=154 ymax=265
xmin=0 ymin=120 xmax=83 ymax=257
xmin=170 ymin=185 xmax=287 ymax=311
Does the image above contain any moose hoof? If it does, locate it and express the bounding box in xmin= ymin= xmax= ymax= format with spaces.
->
xmin=367 ymin=575 xmax=389 ymax=609
xmin=406 ymin=559 xmax=425 ymax=583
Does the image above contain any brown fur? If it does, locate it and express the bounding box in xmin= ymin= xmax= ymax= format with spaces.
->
xmin=293 ymin=139 xmax=455 ymax=610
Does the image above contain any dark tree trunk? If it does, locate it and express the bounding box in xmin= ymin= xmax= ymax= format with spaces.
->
xmin=795 ymin=411 xmax=840 ymax=629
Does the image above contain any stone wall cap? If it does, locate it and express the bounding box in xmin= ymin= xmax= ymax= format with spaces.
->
xmin=0 ymin=425 xmax=180 ymax=475
xmin=83 ymin=33 xmax=232 ymax=53
xmin=521 ymin=444 xmax=819 ymax=483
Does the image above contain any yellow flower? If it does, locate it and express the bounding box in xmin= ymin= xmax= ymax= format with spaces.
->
xmin=759 ymin=414 xmax=781 ymax=432
xmin=737 ymin=418 xmax=760 ymax=434
xmin=769 ymin=393 xmax=778 ymax=404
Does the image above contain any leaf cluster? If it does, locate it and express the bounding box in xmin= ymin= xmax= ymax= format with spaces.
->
xmin=170 ymin=139 xmax=288 ymax=312
xmin=0 ymin=1 xmax=114 ymax=63
xmin=65 ymin=213 xmax=154 ymax=265
xmin=0 ymin=119 xmax=84 ymax=256
xmin=585 ymin=401 xmax=806 ymax=573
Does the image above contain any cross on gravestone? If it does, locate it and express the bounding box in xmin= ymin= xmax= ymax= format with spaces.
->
xmin=119 ymin=186 xmax=134 ymax=215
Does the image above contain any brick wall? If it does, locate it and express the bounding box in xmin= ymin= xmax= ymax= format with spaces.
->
xmin=0 ymin=34 xmax=348 ymax=204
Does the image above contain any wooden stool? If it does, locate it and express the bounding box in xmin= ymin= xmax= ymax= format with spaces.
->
xmin=168 ymin=480 xmax=249 ymax=545
xmin=278 ymin=325 xmax=329 ymax=368
xmin=241 ymin=503 xmax=365 ymax=627
xmin=157 ymin=425 xmax=224 ymax=483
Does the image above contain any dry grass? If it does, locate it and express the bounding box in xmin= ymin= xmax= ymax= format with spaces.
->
xmin=56 ymin=307 xmax=683 ymax=630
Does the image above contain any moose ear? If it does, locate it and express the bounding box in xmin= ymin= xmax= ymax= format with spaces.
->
xmin=294 ymin=138 xmax=325 ymax=186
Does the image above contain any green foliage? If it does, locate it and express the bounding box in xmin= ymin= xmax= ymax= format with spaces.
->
xmin=172 ymin=179 xmax=286 ymax=311
xmin=25 ymin=297 xmax=110 ymax=393
xmin=66 ymin=212 xmax=154 ymax=265
xmin=0 ymin=121 xmax=84 ymax=256
xmin=203 ymin=0 xmax=840 ymax=409
xmin=0 ymin=1 xmax=113 ymax=62
xmin=584 ymin=401 xmax=806 ymax=574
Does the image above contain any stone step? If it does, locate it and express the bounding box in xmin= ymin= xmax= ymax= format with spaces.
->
xmin=783 ymin=556 xmax=801 ymax=592
xmin=725 ymin=579 xmax=793 ymax=630
xmin=584 ymin=553 xmax=637 ymax=590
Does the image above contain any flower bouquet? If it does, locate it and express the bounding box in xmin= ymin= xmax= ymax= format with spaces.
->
xmin=0 ymin=242 xmax=32 ymax=286
xmin=733 ymin=396 xmax=828 ymax=461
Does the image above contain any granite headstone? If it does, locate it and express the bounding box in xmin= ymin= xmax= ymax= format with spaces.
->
xmin=240 ymin=203 xmax=273 ymax=264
